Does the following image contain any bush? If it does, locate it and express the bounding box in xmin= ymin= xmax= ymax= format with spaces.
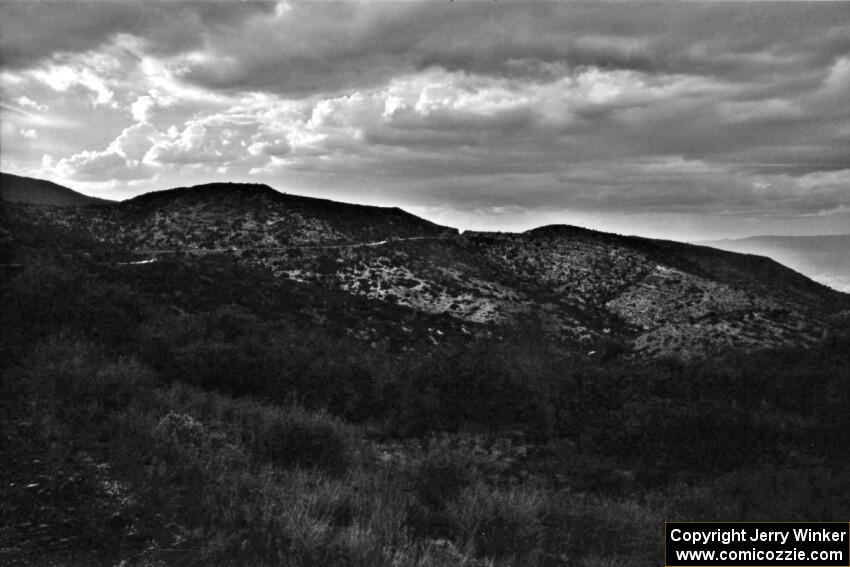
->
xmin=388 ymin=343 xmax=537 ymax=436
xmin=24 ymin=336 xmax=156 ymax=432
xmin=152 ymin=412 xmax=208 ymax=450
xmin=4 ymin=262 xmax=142 ymax=348
xmin=172 ymin=391 xmax=359 ymax=476
xmin=447 ymin=482 xmax=545 ymax=562
xmin=255 ymin=410 xmax=352 ymax=475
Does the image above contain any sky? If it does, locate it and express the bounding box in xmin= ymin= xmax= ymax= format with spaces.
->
xmin=1 ymin=1 xmax=849 ymax=241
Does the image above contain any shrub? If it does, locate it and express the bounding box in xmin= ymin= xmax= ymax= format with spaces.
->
xmin=24 ymin=336 xmax=156 ymax=431
xmin=152 ymin=383 xmax=361 ymax=476
xmin=152 ymin=412 xmax=208 ymax=450
xmin=447 ymin=482 xmax=545 ymax=563
xmin=255 ymin=411 xmax=351 ymax=474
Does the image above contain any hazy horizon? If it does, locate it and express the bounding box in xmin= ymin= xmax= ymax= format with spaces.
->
xmin=2 ymin=1 xmax=849 ymax=241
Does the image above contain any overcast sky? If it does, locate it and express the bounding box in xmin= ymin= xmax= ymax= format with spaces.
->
xmin=1 ymin=1 xmax=849 ymax=240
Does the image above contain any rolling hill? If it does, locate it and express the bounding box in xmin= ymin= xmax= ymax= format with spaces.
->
xmin=4 ymin=173 xmax=847 ymax=360
xmin=0 ymin=172 xmax=113 ymax=207
xmin=3 ymin=173 xmax=850 ymax=567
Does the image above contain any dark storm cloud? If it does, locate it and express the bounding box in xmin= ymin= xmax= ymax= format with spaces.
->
xmin=0 ymin=1 xmax=275 ymax=69
xmin=177 ymin=2 xmax=850 ymax=97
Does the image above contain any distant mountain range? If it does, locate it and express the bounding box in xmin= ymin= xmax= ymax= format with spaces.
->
xmin=0 ymin=172 xmax=113 ymax=207
xmin=697 ymin=235 xmax=850 ymax=293
xmin=3 ymin=172 xmax=848 ymax=360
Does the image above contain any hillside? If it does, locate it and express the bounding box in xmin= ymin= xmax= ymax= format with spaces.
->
xmin=3 ymin=174 xmax=850 ymax=567
xmin=0 ymin=172 xmax=113 ymax=207
xmin=6 ymin=181 xmax=455 ymax=253
xmin=698 ymin=234 xmax=850 ymax=293
xmin=120 ymin=183 xmax=457 ymax=246
xmin=4 ymin=174 xmax=848 ymax=360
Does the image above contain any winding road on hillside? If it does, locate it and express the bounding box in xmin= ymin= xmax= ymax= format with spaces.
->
xmin=116 ymin=235 xmax=457 ymax=265
xmin=1 ymin=236 xmax=457 ymax=269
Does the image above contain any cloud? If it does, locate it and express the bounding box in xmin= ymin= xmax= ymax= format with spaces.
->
xmin=229 ymin=67 xmax=723 ymax=180
xmin=4 ymin=1 xmax=850 ymax=239
xmin=53 ymin=148 xmax=152 ymax=181
xmin=34 ymin=64 xmax=115 ymax=105
xmin=0 ymin=1 xmax=276 ymax=70
xmin=144 ymin=112 xmax=272 ymax=168
xmin=174 ymin=2 xmax=850 ymax=97
xmin=247 ymin=138 xmax=291 ymax=158
xmin=130 ymin=96 xmax=156 ymax=123
xmin=16 ymin=96 xmax=46 ymax=111
xmin=46 ymin=121 xmax=163 ymax=181
xmin=109 ymin=122 xmax=161 ymax=161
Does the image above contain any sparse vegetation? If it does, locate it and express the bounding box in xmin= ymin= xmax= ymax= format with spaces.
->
xmin=2 ymin=182 xmax=850 ymax=565
xmin=8 ymin=186 xmax=843 ymax=358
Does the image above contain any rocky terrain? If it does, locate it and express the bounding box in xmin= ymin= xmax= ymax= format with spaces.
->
xmin=4 ymin=173 xmax=850 ymax=567
xmin=4 ymin=174 xmax=848 ymax=360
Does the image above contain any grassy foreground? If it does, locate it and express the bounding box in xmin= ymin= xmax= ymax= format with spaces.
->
xmin=2 ymin=259 xmax=849 ymax=566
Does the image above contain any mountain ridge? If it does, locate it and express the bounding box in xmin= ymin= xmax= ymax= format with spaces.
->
xmin=697 ymin=234 xmax=850 ymax=293
xmin=0 ymin=172 xmax=113 ymax=207
xmin=4 ymin=173 xmax=847 ymax=360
